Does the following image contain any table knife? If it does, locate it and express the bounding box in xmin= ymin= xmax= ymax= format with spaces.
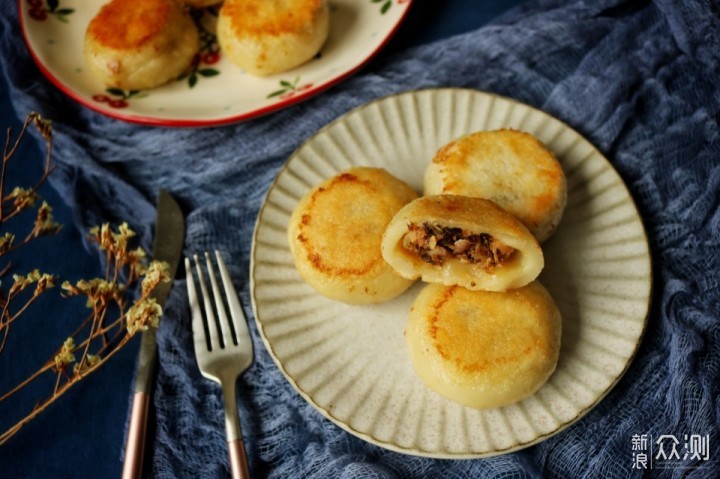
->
xmin=122 ymin=189 xmax=185 ymax=479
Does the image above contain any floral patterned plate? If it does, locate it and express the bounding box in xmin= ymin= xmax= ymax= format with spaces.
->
xmin=18 ymin=0 xmax=413 ymax=127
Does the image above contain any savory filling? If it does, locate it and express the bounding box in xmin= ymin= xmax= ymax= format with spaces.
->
xmin=402 ymin=222 xmax=515 ymax=269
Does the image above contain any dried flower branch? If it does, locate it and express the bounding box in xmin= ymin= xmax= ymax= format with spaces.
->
xmin=0 ymin=113 xmax=169 ymax=445
xmin=0 ymin=223 xmax=170 ymax=444
xmin=0 ymin=112 xmax=62 ymax=274
xmin=0 ymin=113 xmax=61 ymax=351
xmin=0 ymin=270 xmax=57 ymax=352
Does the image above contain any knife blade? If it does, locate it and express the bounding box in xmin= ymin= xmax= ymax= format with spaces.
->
xmin=122 ymin=189 xmax=185 ymax=479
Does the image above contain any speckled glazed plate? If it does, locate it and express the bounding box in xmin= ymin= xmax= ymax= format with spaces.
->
xmin=18 ymin=0 xmax=412 ymax=127
xmin=250 ymin=88 xmax=652 ymax=458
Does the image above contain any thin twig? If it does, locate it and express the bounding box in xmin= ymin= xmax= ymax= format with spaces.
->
xmin=0 ymin=114 xmax=167 ymax=446
xmin=0 ymin=333 xmax=132 ymax=445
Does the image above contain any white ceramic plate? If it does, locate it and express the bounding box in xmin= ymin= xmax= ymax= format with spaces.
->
xmin=18 ymin=0 xmax=412 ymax=127
xmin=250 ymin=88 xmax=652 ymax=458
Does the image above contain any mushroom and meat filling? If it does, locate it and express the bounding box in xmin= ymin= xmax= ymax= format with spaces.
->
xmin=402 ymin=222 xmax=515 ymax=269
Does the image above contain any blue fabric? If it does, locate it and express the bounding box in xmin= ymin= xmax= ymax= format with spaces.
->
xmin=2 ymin=0 xmax=719 ymax=477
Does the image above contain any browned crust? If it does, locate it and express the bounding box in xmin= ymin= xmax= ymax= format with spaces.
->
xmin=429 ymin=129 xmax=565 ymax=237
xmin=222 ymin=0 xmax=325 ymax=37
xmin=288 ymin=167 xmax=417 ymax=303
xmin=426 ymin=286 xmax=543 ymax=374
xmin=86 ymin=0 xmax=177 ymax=50
xmin=295 ymin=172 xmax=380 ymax=278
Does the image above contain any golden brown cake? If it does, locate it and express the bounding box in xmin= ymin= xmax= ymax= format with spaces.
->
xmin=217 ymin=0 xmax=329 ymax=76
xmin=424 ymin=129 xmax=567 ymax=242
xmin=84 ymin=0 xmax=199 ymax=90
xmin=406 ymin=281 xmax=561 ymax=409
xmin=287 ymin=167 xmax=418 ymax=304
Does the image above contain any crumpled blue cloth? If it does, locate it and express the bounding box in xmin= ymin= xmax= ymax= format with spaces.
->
xmin=2 ymin=0 xmax=719 ymax=477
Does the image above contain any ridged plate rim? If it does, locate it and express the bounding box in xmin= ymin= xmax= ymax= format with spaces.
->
xmin=250 ymin=88 xmax=652 ymax=459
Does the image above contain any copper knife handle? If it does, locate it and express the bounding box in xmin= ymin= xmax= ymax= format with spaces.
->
xmin=228 ymin=439 xmax=251 ymax=479
xmin=121 ymin=189 xmax=184 ymax=478
xmin=122 ymin=391 xmax=150 ymax=479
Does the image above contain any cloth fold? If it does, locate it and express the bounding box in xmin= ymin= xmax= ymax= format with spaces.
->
xmin=1 ymin=0 xmax=718 ymax=477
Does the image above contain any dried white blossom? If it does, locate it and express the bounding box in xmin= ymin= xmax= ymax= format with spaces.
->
xmin=126 ymin=297 xmax=162 ymax=335
xmin=0 ymin=232 xmax=15 ymax=254
xmin=54 ymin=337 xmax=76 ymax=371
xmin=141 ymin=261 xmax=170 ymax=296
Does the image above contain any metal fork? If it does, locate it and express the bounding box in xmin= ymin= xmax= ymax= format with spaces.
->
xmin=186 ymin=251 xmax=253 ymax=479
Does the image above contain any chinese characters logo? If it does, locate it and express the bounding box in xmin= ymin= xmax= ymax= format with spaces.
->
xmin=632 ymin=433 xmax=711 ymax=470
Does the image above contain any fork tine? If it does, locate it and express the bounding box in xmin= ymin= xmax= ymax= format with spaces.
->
xmin=192 ymin=254 xmax=222 ymax=352
xmin=185 ymin=257 xmax=207 ymax=349
xmin=215 ymin=251 xmax=251 ymax=349
xmin=204 ymin=251 xmax=231 ymax=347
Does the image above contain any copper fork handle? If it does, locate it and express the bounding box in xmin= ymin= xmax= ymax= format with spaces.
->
xmin=228 ymin=439 xmax=251 ymax=479
xmin=122 ymin=391 xmax=150 ymax=479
